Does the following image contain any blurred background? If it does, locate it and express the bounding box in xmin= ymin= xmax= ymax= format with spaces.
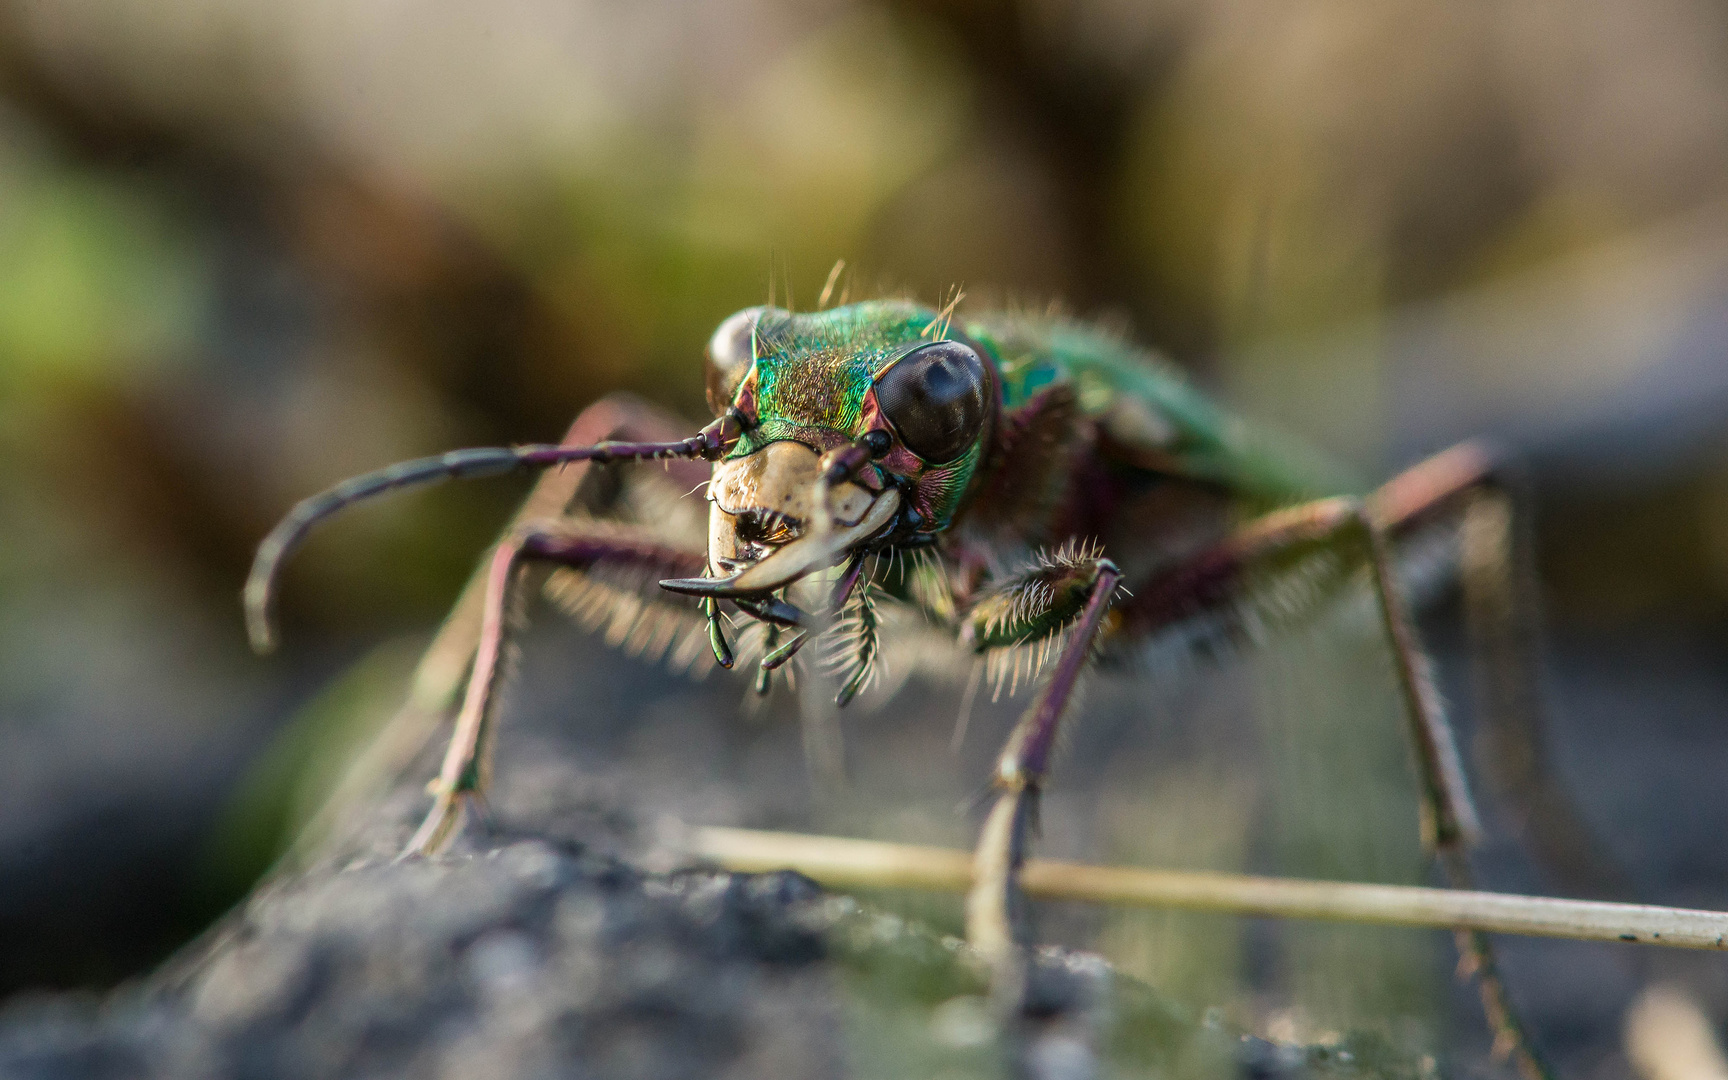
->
xmin=2 ymin=0 xmax=1727 ymax=1075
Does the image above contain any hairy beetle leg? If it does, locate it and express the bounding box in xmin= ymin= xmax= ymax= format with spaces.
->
xmin=262 ymin=394 xmax=704 ymax=861
xmin=964 ymin=557 xmax=1121 ymax=1051
xmin=965 ymin=450 xmax=1563 ymax=1078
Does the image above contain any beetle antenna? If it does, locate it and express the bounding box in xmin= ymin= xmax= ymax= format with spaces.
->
xmin=244 ymin=415 xmax=742 ymax=654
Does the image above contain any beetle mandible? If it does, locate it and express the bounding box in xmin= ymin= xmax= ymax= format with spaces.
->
xmin=247 ymin=293 xmax=1552 ymax=1075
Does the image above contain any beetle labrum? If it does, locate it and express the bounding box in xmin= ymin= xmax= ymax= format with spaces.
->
xmin=247 ymin=295 xmax=1557 ymax=1075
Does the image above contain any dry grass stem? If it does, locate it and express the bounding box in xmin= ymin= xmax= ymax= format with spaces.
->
xmin=692 ymin=826 xmax=1728 ymax=951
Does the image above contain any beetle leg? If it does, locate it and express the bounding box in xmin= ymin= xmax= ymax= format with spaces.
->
xmin=965 ymin=558 xmax=1123 ymax=982
xmin=308 ymin=395 xmax=705 ymax=853
xmin=1376 ymin=441 xmax=1628 ymax=901
xmin=402 ymin=522 xmax=706 ymax=857
xmin=1363 ymin=498 xmax=1553 ymax=1080
xmin=1119 ymin=497 xmax=1481 ymax=848
xmin=1115 ymin=493 xmax=1553 ymax=1080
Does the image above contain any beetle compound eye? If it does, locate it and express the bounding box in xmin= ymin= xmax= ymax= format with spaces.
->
xmin=707 ymin=307 xmax=763 ymax=372
xmin=705 ymin=306 xmax=778 ymax=415
xmin=875 ymin=341 xmax=988 ymax=464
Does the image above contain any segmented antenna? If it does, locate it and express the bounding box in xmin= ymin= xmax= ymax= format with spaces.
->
xmin=244 ymin=418 xmax=740 ymax=655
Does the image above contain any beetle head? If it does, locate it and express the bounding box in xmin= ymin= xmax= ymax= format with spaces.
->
xmin=669 ymin=300 xmax=998 ymax=598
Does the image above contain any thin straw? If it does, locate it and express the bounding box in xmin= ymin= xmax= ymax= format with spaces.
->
xmin=692 ymin=826 xmax=1728 ymax=951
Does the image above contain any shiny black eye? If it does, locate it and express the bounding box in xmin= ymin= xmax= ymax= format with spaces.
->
xmin=875 ymin=341 xmax=988 ymax=464
xmin=705 ymin=306 xmax=779 ymax=414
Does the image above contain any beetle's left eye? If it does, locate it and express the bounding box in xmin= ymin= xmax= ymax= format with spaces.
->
xmin=875 ymin=341 xmax=988 ymax=464
xmin=707 ymin=307 xmax=764 ymax=371
xmin=705 ymin=306 xmax=775 ymax=415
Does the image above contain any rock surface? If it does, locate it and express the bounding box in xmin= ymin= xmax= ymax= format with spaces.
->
xmin=0 ymin=657 xmax=1431 ymax=1080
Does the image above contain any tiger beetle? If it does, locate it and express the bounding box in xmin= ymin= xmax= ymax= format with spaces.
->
xmin=247 ymin=284 xmax=1560 ymax=1077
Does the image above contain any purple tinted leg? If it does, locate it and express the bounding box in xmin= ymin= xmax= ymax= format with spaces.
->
xmin=1103 ymin=492 xmax=1552 ymax=1078
xmin=1118 ymin=496 xmax=1482 ymax=850
xmin=403 ymin=522 xmax=705 ymax=856
xmin=966 ymin=559 xmax=1122 ymax=962
xmin=372 ymin=396 xmax=710 ymax=807
xmin=1378 ymin=442 xmax=1626 ymax=903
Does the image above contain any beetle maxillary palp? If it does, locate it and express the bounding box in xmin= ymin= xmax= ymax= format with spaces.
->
xmin=818 ymin=430 xmax=893 ymax=487
xmin=760 ymin=630 xmax=809 ymax=670
xmin=703 ymin=596 xmax=735 ymax=669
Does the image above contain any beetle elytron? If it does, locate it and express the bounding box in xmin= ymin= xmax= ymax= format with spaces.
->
xmin=247 ymin=291 xmax=1554 ymax=1076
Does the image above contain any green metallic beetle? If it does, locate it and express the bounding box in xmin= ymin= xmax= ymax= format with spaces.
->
xmin=246 ymin=294 xmax=1555 ymax=1077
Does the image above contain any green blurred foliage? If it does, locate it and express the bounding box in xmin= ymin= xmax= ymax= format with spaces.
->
xmin=0 ymin=141 xmax=204 ymax=392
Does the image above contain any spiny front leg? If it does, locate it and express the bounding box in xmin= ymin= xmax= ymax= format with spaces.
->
xmin=962 ymin=552 xmax=1123 ymax=973
xmin=403 ymin=524 xmax=707 ymax=856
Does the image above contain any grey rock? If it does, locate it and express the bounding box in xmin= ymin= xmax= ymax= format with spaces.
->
xmin=0 ymin=624 xmax=1438 ymax=1079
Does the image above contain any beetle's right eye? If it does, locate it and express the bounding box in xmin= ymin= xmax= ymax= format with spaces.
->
xmin=875 ymin=340 xmax=988 ymax=464
xmin=705 ymin=306 xmax=775 ymax=415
